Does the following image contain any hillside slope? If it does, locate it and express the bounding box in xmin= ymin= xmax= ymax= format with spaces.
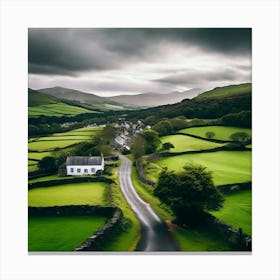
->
xmin=28 ymin=88 xmax=96 ymax=117
xmin=109 ymin=88 xmax=202 ymax=107
xmin=39 ymin=87 xmax=138 ymax=110
xmin=28 ymin=88 xmax=60 ymax=106
xmin=125 ymin=83 xmax=252 ymax=121
xmin=194 ymin=83 xmax=251 ymax=100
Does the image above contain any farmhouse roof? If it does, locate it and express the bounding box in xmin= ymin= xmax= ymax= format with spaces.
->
xmin=66 ymin=156 xmax=103 ymax=166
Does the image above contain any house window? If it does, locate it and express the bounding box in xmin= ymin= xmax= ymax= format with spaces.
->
xmin=84 ymin=169 xmax=88 ymax=173
xmin=70 ymin=168 xmax=74 ymax=173
xmin=91 ymin=168 xmax=95 ymax=173
xmin=77 ymin=168 xmax=81 ymax=173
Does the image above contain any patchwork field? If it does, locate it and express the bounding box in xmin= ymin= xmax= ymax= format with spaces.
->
xmin=28 ymin=139 xmax=83 ymax=151
xmin=160 ymin=134 xmax=223 ymax=152
xmin=28 ymin=182 xmax=107 ymax=206
xmin=28 ymin=102 xmax=96 ymax=117
xmin=28 ymin=127 xmax=103 ymax=161
xmin=179 ymin=126 xmax=252 ymax=141
xmin=212 ymin=189 xmax=252 ymax=236
xmin=156 ymin=151 xmax=252 ymax=185
xmin=28 ymin=215 xmax=107 ymax=251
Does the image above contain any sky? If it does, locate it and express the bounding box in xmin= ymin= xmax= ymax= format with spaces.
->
xmin=28 ymin=28 xmax=252 ymax=97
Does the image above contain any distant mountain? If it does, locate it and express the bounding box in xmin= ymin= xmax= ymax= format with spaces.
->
xmin=28 ymin=88 xmax=60 ymax=106
xmin=108 ymin=88 xmax=203 ymax=107
xmin=38 ymin=86 xmax=138 ymax=111
xmin=125 ymin=83 xmax=252 ymax=121
xmin=194 ymin=83 xmax=251 ymax=100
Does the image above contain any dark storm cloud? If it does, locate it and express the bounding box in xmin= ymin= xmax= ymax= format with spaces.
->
xmin=154 ymin=66 xmax=249 ymax=87
xmin=28 ymin=28 xmax=251 ymax=76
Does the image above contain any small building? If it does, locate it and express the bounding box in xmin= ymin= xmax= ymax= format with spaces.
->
xmin=65 ymin=156 xmax=104 ymax=176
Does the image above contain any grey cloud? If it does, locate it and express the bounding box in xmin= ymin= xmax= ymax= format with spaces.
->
xmin=29 ymin=28 xmax=251 ymax=76
xmin=155 ymin=67 xmax=250 ymax=86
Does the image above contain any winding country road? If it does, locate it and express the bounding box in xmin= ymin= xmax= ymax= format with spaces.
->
xmin=119 ymin=155 xmax=179 ymax=251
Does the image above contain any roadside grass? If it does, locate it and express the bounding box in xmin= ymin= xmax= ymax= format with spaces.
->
xmin=131 ymin=166 xmax=173 ymax=221
xmin=211 ymin=189 xmax=252 ymax=236
xmin=101 ymin=166 xmax=140 ymax=251
xmin=160 ymin=134 xmax=223 ymax=152
xmin=179 ymin=126 xmax=252 ymax=141
xmin=29 ymin=215 xmax=107 ymax=251
xmin=28 ymin=182 xmax=107 ymax=206
xmin=130 ymin=157 xmax=234 ymax=251
xmin=156 ymin=151 xmax=252 ymax=186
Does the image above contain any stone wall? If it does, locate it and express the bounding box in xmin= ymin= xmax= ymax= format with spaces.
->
xmin=203 ymin=214 xmax=252 ymax=251
xmin=29 ymin=205 xmax=123 ymax=251
xmin=28 ymin=176 xmax=114 ymax=190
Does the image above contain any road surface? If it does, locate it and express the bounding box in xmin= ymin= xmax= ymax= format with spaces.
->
xmin=119 ymin=155 xmax=179 ymax=251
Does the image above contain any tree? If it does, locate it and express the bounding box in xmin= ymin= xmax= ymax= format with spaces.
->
xmin=38 ymin=156 xmax=57 ymax=172
xmin=230 ymin=132 xmax=251 ymax=146
xmin=101 ymin=125 xmax=118 ymax=144
xmin=131 ymin=134 xmax=146 ymax=159
xmin=205 ymin=131 xmax=215 ymax=139
xmin=154 ymin=163 xmax=224 ymax=227
xmin=162 ymin=142 xmax=175 ymax=151
xmin=152 ymin=120 xmax=174 ymax=136
xmin=141 ymin=130 xmax=161 ymax=154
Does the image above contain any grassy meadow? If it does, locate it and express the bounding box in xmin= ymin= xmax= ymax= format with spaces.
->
xmin=28 ymin=182 xmax=107 ymax=206
xmin=156 ymin=151 xmax=251 ymax=186
xmin=160 ymin=134 xmax=223 ymax=152
xmin=211 ymin=189 xmax=252 ymax=235
xmin=28 ymin=215 xmax=107 ymax=251
xmin=179 ymin=126 xmax=252 ymax=141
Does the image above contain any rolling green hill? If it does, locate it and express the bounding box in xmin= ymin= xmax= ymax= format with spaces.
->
xmin=125 ymin=83 xmax=252 ymax=121
xmin=28 ymin=88 xmax=60 ymax=106
xmin=194 ymin=83 xmax=251 ymax=100
xmin=28 ymin=88 xmax=99 ymax=117
xmin=39 ymin=86 xmax=140 ymax=111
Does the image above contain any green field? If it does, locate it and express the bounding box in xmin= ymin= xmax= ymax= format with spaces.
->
xmin=28 ymin=139 xmax=83 ymax=151
xmin=179 ymin=126 xmax=252 ymax=141
xmin=35 ymin=135 xmax=92 ymax=141
xmin=29 ymin=215 xmax=107 ymax=251
xmin=28 ymin=182 xmax=107 ymax=206
xmin=28 ymin=102 xmax=95 ymax=117
xmin=212 ymin=190 xmax=252 ymax=235
xmin=172 ymin=226 xmax=232 ymax=251
xmin=156 ymin=151 xmax=251 ymax=185
xmin=160 ymin=134 xmax=223 ymax=152
xmin=28 ymin=152 xmax=52 ymax=160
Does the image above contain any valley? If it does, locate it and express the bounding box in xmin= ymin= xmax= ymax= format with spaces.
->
xmin=28 ymin=82 xmax=252 ymax=252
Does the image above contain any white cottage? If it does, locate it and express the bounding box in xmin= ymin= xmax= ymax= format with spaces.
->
xmin=66 ymin=156 xmax=104 ymax=176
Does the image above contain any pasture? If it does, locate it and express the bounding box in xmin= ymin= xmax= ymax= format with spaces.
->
xmin=28 ymin=139 xmax=83 ymax=151
xmin=156 ymin=151 xmax=252 ymax=185
xmin=28 ymin=215 xmax=107 ymax=251
xmin=28 ymin=102 xmax=95 ymax=117
xmin=173 ymin=226 xmax=232 ymax=251
xmin=160 ymin=134 xmax=223 ymax=152
xmin=28 ymin=182 xmax=107 ymax=206
xmin=212 ymin=189 xmax=252 ymax=236
xmin=179 ymin=126 xmax=252 ymax=141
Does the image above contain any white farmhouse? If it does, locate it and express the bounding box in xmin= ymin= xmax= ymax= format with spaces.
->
xmin=66 ymin=156 xmax=104 ymax=176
